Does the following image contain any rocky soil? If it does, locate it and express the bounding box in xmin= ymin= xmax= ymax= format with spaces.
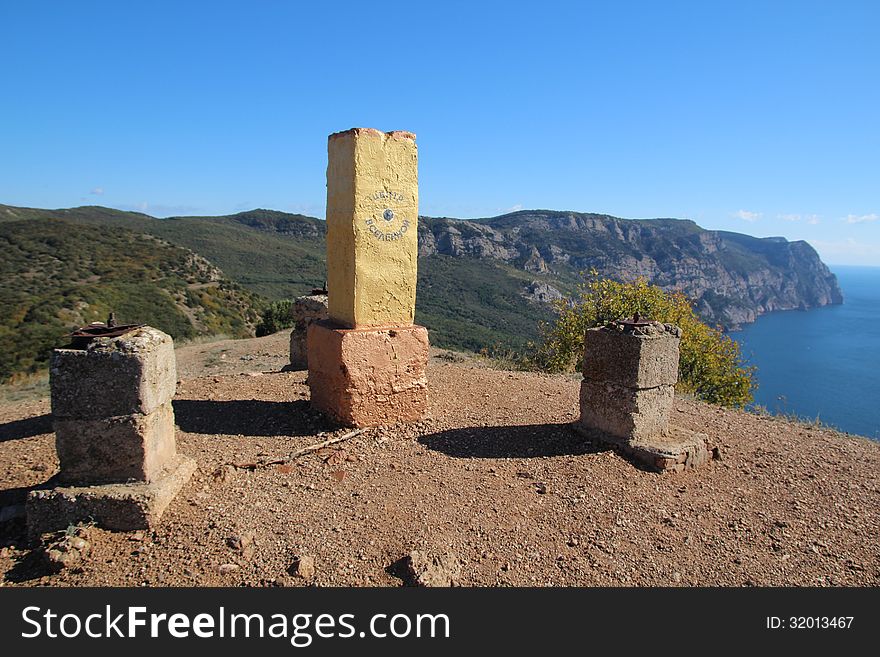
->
xmin=0 ymin=332 xmax=877 ymax=587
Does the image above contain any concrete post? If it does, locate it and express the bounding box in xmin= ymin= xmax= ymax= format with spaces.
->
xmin=577 ymin=321 xmax=711 ymax=472
xmin=27 ymin=327 xmax=196 ymax=536
xmin=307 ymin=128 xmax=429 ymax=427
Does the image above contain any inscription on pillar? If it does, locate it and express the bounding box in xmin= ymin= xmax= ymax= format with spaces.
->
xmin=364 ymin=190 xmax=411 ymax=242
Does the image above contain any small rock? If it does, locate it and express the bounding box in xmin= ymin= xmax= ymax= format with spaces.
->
xmin=67 ymin=536 xmax=89 ymax=552
xmin=672 ymin=571 xmax=682 ymax=583
xmin=227 ymin=530 xmax=255 ymax=550
xmin=227 ymin=531 xmax=256 ymax=559
xmin=535 ymin=482 xmax=548 ymax=494
xmin=44 ymin=528 xmax=92 ymax=571
xmin=47 ymin=548 xmax=83 ymax=570
xmin=212 ymin=465 xmax=234 ymax=484
xmin=404 ymin=550 xmax=461 ymax=587
xmin=218 ymin=563 xmax=240 ymax=575
xmin=290 ymin=555 xmax=316 ymax=581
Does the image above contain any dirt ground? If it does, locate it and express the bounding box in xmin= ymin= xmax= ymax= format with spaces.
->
xmin=0 ymin=331 xmax=877 ymax=587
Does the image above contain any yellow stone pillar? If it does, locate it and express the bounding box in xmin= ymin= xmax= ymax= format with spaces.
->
xmin=308 ymin=128 xmax=429 ymax=427
xmin=326 ymin=128 xmax=419 ymax=328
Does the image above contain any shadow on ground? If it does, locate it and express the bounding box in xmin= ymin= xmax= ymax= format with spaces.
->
xmin=0 ymin=414 xmax=53 ymax=443
xmin=0 ymin=482 xmax=57 ymax=583
xmin=173 ymin=399 xmax=331 ymax=437
xmin=418 ymin=423 xmax=608 ymax=459
xmin=385 ymin=556 xmax=414 ymax=587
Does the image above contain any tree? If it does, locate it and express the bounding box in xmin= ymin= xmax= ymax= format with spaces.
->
xmin=255 ymin=299 xmax=294 ymax=337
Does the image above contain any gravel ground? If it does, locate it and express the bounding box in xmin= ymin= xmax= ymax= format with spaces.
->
xmin=0 ymin=332 xmax=877 ymax=587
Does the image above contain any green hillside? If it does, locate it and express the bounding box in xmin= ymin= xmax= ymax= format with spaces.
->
xmin=0 ymin=203 xmax=840 ymax=383
xmin=0 ymin=205 xmax=554 ymax=358
xmin=0 ymin=217 xmax=261 ymax=381
xmin=416 ymin=255 xmax=555 ymax=352
xmin=1 ymin=205 xmax=327 ymax=300
xmin=0 ymin=205 xmax=555 ymax=381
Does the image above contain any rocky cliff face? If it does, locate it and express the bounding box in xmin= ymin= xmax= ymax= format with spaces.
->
xmin=418 ymin=210 xmax=842 ymax=328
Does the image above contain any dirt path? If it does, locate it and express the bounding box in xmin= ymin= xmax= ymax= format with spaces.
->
xmin=0 ymin=332 xmax=877 ymax=587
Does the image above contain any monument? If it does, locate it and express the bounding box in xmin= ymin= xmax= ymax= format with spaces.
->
xmin=307 ymin=128 xmax=429 ymax=427
xmin=577 ymin=317 xmax=711 ymax=472
xmin=27 ymin=325 xmax=196 ymax=537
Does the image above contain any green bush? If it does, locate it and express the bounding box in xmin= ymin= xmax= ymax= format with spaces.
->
xmin=535 ymin=272 xmax=756 ymax=407
xmin=255 ymin=299 xmax=294 ymax=337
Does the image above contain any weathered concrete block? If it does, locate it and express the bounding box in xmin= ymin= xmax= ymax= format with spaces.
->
xmin=54 ymin=401 xmax=177 ymax=485
xmin=307 ymin=320 xmax=428 ymax=427
xmin=293 ymin=293 xmax=330 ymax=322
xmin=50 ymin=327 xmax=176 ymax=420
xmin=405 ymin=550 xmax=461 ymax=587
xmin=574 ymin=424 xmax=711 ymax=473
xmin=26 ymin=455 xmax=197 ymax=539
xmin=629 ymin=425 xmax=712 ymax=472
xmin=582 ymin=323 xmax=680 ymax=389
xmin=289 ymin=293 xmax=329 ymax=369
xmin=579 ymin=379 xmax=674 ymax=441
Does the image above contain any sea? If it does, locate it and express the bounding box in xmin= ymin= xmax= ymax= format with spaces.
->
xmin=728 ymin=265 xmax=880 ymax=440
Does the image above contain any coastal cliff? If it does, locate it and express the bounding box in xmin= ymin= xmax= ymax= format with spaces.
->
xmin=418 ymin=210 xmax=843 ymax=328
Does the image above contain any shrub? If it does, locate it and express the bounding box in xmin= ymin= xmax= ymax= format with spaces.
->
xmin=255 ymin=299 xmax=294 ymax=337
xmin=535 ymin=271 xmax=756 ymax=407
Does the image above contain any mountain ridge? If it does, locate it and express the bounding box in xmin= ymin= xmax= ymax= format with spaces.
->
xmin=0 ymin=214 xmax=262 ymax=380
xmin=418 ymin=209 xmax=842 ymax=327
xmin=0 ymin=203 xmax=842 ymax=378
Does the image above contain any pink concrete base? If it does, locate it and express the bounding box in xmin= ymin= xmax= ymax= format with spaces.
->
xmin=307 ymin=321 xmax=429 ymax=427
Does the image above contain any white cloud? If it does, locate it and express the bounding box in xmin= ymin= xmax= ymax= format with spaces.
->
xmin=503 ymin=204 xmax=524 ymax=213
xmin=732 ymin=209 xmax=762 ymax=222
xmin=90 ymin=187 xmax=104 ymax=196
xmin=778 ymin=213 xmax=822 ymax=224
xmin=843 ymin=213 xmax=879 ymax=224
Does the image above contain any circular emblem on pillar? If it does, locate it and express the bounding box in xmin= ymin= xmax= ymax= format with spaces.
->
xmin=364 ymin=191 xmax=411 ymax=241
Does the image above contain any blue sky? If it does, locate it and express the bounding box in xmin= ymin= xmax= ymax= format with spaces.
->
xmin=1 ymin=1 xmax=878 ymax=265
